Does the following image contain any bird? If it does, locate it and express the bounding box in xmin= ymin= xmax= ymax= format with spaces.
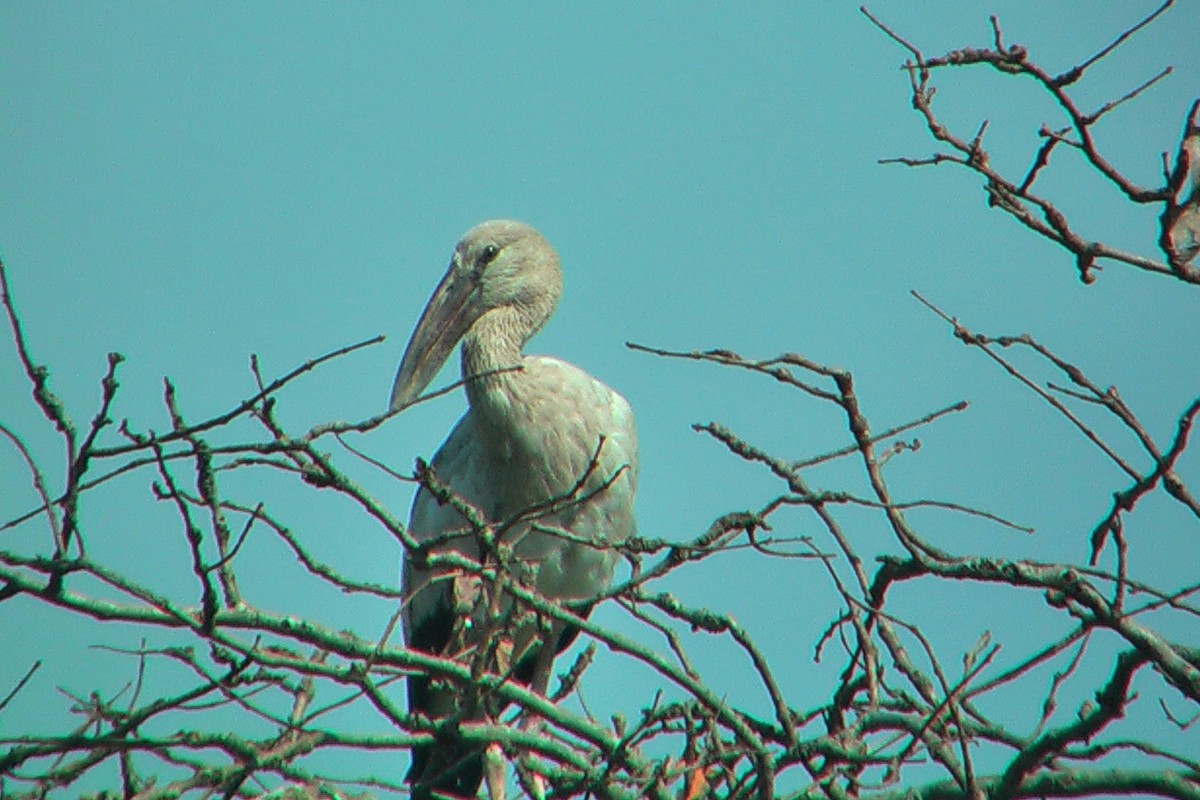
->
xmin=389 ymin=220 xmax=638 ymax=799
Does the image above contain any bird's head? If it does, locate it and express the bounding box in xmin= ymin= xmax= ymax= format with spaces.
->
xmin=389 ymin=220 xmax=562 ymax=411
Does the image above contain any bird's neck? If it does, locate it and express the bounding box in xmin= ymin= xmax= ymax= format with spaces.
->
xmin=461 ymin=306 xmax=528 ymax=409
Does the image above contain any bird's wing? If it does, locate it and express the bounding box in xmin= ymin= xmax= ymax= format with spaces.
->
xmin=401 ymin=358 xmax=638 ymax=797
xmin=401 ymin=412 xmax=496 ymax=798
xmin=509 ymin=357 xmax=638 ymax=602
xmin=404 ymin=357 xmax=638 ymax=631
xmin=401 ymin=411 xmax=488 ymax=654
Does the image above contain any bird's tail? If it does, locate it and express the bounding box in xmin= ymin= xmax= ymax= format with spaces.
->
xmin=408 ymin=737 xmax=486 ymax=800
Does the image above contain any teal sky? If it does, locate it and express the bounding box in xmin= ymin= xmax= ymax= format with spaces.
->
xmin=2 ymin=3 xmax=1197 ymax=793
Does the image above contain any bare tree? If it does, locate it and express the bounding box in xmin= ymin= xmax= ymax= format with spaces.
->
xmin=863 ymin=1 xmax=1200 ymax=286
xmin=1 ymin=5 xmax=1197 ymax=800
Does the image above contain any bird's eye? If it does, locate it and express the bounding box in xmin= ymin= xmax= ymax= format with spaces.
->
xmin=478 ymin=244 xmax=501 ymax=268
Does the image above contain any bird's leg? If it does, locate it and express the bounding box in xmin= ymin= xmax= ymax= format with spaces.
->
xmin=513 ymin=760 xmax=547 ymax=800
xmin=449 ymin=572 xmax=482 ymax=654
xmin=514 ymin=617 xmax=560 ymax=800
xmin=483 ymin=743 xmax=507 ymax=800
xmin=527 ymin=622 xmax=558 ymax=696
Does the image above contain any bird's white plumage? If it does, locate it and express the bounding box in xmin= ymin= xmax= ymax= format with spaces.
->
xmin=404 ymin=354 xmax=637 ymax=635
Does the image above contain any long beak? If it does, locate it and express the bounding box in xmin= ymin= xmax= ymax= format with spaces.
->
xmin=389 ymin=265 xmax=480 ymax=411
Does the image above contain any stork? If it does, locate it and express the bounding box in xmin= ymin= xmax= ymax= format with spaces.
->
xmin=390 ymin=220 xmax=638 ymax=799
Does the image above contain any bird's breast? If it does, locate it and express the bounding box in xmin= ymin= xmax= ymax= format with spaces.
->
xmin=472 ymin=357 xmax=629 ymax=480
xmin=456 ymin=355 xmax=637 ymax=594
